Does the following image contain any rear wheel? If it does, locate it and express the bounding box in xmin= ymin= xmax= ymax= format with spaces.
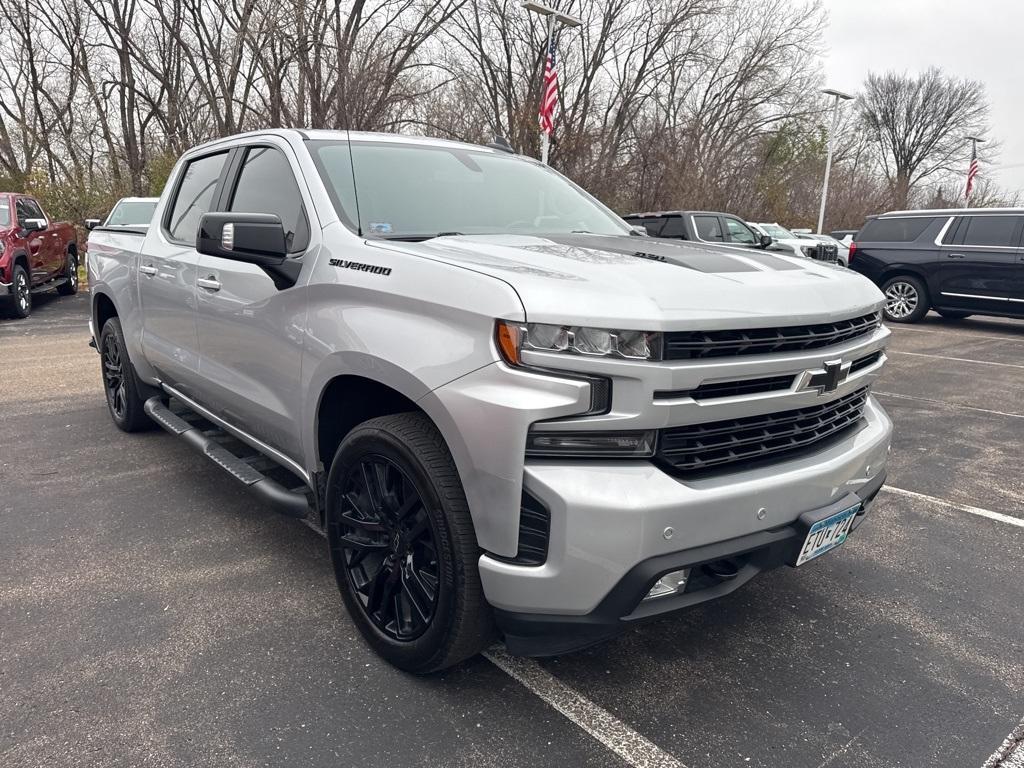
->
xmin=326 ymin=413 xmax=492 ymax=673
xmin=882 ymin=275 xmax=929 ymax=323
xmin=57 ymin=251 xmax=78 ymax=295
xmin=99 ymin=317 xmax=154 ymax=432
xmin=9 ymin=264 xmax=31 ymax=318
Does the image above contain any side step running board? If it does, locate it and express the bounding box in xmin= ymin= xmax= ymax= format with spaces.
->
xmin=144 ymin=396 xmax=310 ymax=518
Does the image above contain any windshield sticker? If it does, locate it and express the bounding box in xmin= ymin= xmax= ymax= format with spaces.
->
xmin=368 ymin=222 xmax=392 ymax=234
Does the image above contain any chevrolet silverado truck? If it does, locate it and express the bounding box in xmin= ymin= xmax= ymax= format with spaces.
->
xmin=1 ymin=193 xmax=79 ymax=318
xmin=87 ymin=130 xmax=893 ymax=673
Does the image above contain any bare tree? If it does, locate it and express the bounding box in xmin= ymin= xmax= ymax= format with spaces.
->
xmin=860 ymin=67 xmax=990 ymax=209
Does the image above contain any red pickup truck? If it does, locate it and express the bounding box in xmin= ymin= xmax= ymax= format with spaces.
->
xmin=0 ymin=193 xmax=79 ymax=319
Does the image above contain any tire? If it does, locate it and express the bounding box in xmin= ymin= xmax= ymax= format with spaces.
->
xmin=57 ymin=251 xmax=78 ymax=295
xmin=937 ymin=310 xmax=972 ymax=320
xmin=8 ymin=263 xmax=31 ymax=318
xmin=326 ymin=412 xmax=493 ymax=673
xmin=99 ymin=317 xmax=154 ymax=432
xmin=881 ymin=275 xmax=929 ymax=323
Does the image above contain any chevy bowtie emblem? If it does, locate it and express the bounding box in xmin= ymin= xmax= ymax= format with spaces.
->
xmin=803 ymin=359 xmax=851 ymax=395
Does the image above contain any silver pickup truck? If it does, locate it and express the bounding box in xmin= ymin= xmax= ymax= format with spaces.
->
xmin=87 ymin=129 xmax=893 ymax=673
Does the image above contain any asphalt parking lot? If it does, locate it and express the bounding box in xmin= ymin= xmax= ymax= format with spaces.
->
xmin=2 ymin=292 xmax=1022 ymax=768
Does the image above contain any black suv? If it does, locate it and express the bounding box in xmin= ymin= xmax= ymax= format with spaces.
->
xmin=850 ymin=209 xmax=1024 ymax=323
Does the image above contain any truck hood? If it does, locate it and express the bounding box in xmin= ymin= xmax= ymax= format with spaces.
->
xmin=372 ymin=233 xmax=883 ymax=329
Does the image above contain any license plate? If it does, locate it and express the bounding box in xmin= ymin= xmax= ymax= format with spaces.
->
xmin=795 ymin=504 xmax=860 ymax=566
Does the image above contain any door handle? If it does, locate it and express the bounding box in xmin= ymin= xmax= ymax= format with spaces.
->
xmin=947 ymin=253 xmax=965 ymax=259
xmin=139 ymin=264 xmax=158 ymax=276
xmin=197 ymin=276 xmax=221 ymax=291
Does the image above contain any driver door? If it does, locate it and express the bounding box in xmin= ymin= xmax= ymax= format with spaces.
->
xmin=15 ymin=197 xmax=52 ymax=282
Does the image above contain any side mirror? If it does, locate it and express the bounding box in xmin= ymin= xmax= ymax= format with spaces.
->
xmin=85 ymin=218 xmax=102 ymax=230
xmin=630 ymin=225 xmax=649 ymax=237
xmin=24 ymin=217 xmax=47 ymax=232
xmin=759 ymin=234 xmax=773 ymax=249
xmin=196 ymin=212 xmax=287 ymax=266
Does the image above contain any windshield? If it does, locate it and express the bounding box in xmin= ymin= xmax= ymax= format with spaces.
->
xmin=106 ymin=200 xmax=157 ymax=226
xmin=760 ymin=223 xmax=796 ymax=239
xmin=310 ymin=140 xmax=631 ymax=239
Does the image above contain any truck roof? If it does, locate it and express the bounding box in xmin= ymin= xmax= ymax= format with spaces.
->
xmin=622 ymin=210 xmax=736 ymax=218
xmin=876 ymin=207 xmax=1024 ymax=217
xmin=188 ymin=128 xmax=514 ymax=157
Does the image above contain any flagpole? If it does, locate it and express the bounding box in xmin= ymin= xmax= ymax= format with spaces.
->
xmin=540 ymin=13 xmax=555 ymax=166
xmin=522 ymin=2 xmax=581 ymax=165
xmin=964 ymin=135 xmax=984 ymax=208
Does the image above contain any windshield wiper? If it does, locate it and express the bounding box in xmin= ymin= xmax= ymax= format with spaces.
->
xmin=375 ymin=231 xmax=465 ymax=242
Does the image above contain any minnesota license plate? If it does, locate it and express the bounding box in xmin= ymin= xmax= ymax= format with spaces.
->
xmin=795 ymin=504 xmax=860 ymax=566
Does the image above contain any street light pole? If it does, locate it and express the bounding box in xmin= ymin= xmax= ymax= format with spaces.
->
xmin=964 ymin=135 xmax=984 ymax=208
xmin=522 ymin=1 xmax=581 ymax=165
xmin=817 ymin=88 xmax=854 ymax=234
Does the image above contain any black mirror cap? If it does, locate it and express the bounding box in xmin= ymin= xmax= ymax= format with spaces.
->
xmin=759 ymin=234 xmax=773 ymax=248
xmin=196 ymin=212 xmax=287 ymax=265
xmin=24 ymin=218 xmax=47 ymax=232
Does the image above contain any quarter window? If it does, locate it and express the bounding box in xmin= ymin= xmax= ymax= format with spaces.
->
xmin=958 ymin=215 xmax=1022 ymax=247
xmin=166 ymin=152 xmax=227 ymax=243
xmin=858 ymin=216 xmax=934 ymax=243
xmin=229 ymin=146 xmax=310 ymax=253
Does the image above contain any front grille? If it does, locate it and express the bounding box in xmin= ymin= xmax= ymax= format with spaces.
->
xmin=655 ymin=374 xmax=794 ymax=401
xmin=810 ymin=244 xmax=838 ymax=262
xmin=657 ymin=387 xmax=869 ymax=474
xmin=663 ymin=312 xmax=880 ymax=360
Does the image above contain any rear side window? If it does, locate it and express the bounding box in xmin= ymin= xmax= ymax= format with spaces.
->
xmin=858 ymin=216 xmax=934 ymax=243
xmin=660 ymin=217 xmax=688 ymax=238
xmin=166 ymin=152 xmax=228 ymax=243
xmin=957 ymin=215 xmax=1022 ymax=247
xmin=693 ymin=215 xmax=723 ymax=242
xmin=229 ymin=146 xmax=310 ymax=253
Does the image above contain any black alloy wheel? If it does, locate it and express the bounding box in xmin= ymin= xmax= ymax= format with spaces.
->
xmin=338 ymin=455 xmax=440 ymax=641
xmin=102 ymin=329 xmax=128 ymax=421
xmin=58 ymin=252 xmax=78 ymax=295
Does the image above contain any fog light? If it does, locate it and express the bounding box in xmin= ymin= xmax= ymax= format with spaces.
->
xmin=643 ymin=568 xmax=690 ymax=600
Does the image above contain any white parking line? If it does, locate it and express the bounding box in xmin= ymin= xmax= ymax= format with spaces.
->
xmin=890 ymin=325 xmax=1024 ymax=344
xmin=883 ymin=486 xmax=1024 ymax=529
xmin=982 ymin=716 xmax=1024 ymax=768
xmin=484 ymin=647 xmax=686 ymax=768
xmin=887 ymin=350 xmax=1024 ymax=370
xmin=874 ymin=391 xmax=1024 ymax=420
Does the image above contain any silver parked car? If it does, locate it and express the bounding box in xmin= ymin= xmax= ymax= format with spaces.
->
xmin=87 ymin=130 xmax=893 ymax=672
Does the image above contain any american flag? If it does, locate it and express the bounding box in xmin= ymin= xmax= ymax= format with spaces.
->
xmin=538 ymin=35 xmax=559 ymax=136
xmin=965 ymin=143 xmax=979 ymax=199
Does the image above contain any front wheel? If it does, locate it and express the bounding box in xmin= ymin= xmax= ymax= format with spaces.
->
xmin=882 ymin=275 xmax=929 ymax=323
xmin=326 ymin=413 xmax=492 ymax=673
xmin=57 ymin=251 xmax=78 ymax=295
xmin=9 ymin=264 xmax=31 ymax=318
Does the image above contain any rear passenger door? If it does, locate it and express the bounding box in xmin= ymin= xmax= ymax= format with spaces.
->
xmin=935 ymin=214 xmax=1023 ymax=312
xmin=193 ymin=141 xmax=314 ymax=461
xmin=141 ymin=149 xmax=230 ymax=392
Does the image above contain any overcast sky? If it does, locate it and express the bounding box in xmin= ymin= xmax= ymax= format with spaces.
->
xmin=821 ymin=0 xmax=1023 ymax=194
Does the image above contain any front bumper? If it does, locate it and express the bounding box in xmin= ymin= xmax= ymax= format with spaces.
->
xmin=494 ymin=470 xmax=885 ymax=656
xmin=479 ymin=395 xmax=892 ymax=653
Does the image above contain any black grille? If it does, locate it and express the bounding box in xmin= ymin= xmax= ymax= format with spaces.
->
xmin=849 ymin=351 xmax=882 ymax=374
xmin=657 ymin=387 xmax=869 ymax=474
xmin=655 ymin=374 xmax=794 ymax=401
xmin=809 ymin=243 xmax=839 ymax=262
xmin=663 ymin=312 xmax=880 ymax=360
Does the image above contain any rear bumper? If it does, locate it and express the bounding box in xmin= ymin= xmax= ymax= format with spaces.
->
xmin=495 ymin=470 xmax=886 ymax=657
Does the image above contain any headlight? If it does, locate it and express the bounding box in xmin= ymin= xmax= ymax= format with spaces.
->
xmin=525 ymin=429 xmax=656 ymax=458
xmin=496 ymin=321 xmax=662 ymax=365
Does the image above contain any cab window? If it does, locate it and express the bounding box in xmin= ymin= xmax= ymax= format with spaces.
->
xmin=229 ymin=146 xmax=310 ymax=253
xmin=724 ymin=217 xmax=756 ymax=244
xmin=693 ymin=215 xmax=723 ymax=242
xmin=166 ymin=152 xmax=228 ymax=243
